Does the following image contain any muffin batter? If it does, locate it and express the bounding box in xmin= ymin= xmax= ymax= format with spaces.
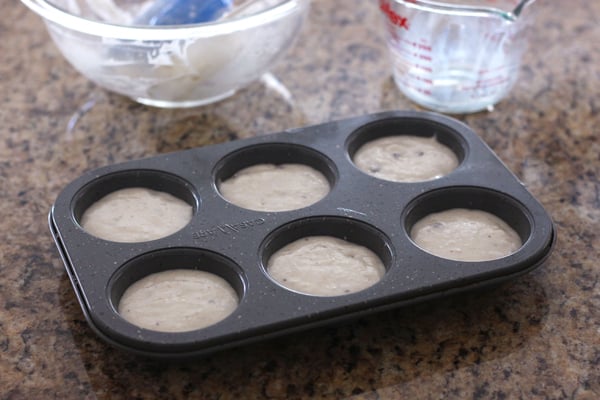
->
xmin=411 ymin=208 xmax=522 ymax=261
xmin=118 ymin=269 xmax=238 ymax=333
xmin=80 ymin=187 xmax=193 ymax=242
xmin=218 ymin=163 xmax=330 ymax=212
xmin=267 ymin=236 xmax=386 ymax=296
xmin=353 ymin=135 xmax=458 ymax=182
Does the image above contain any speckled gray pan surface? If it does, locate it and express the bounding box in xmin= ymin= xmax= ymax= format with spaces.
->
xmin=49 ymin=110 xmax=555 ymax=359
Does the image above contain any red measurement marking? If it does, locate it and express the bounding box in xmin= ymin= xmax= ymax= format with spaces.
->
xmin=479 ymin=64 xmax=510 ymax=75
xmin=398 ymin=77 xmax=432 ymax=95
xmin=414 ymin=76 xmax=433 ymax=85
xmin=379 ymin=0 xmax=410 ymax=30
xmin=460 ymin=75 xmax=511 ymax=91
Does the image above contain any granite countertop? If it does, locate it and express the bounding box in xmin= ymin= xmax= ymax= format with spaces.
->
xmin=1 ymin=0 xmax=598 ymax=398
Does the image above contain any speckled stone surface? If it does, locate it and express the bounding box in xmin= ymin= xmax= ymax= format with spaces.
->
xmin=1 ymin=0 xmax=599 ymax=398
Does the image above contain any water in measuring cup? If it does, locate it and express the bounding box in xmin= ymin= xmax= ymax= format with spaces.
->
xmin=393 ymin=59 xmax=520 ymax=114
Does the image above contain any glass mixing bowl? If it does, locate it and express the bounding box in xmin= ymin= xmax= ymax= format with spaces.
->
xmin=20 ymin=0 xmax=310 ymax=108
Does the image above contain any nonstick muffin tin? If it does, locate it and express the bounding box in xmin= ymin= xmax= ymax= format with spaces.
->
xmin=49 ymin=111 xmax=555 ymax=358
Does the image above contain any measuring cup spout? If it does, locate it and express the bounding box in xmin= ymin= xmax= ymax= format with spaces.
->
xmin=508 ymin=0 xmax=536 ymax=20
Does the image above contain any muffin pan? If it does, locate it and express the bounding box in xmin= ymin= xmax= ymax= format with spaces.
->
xmin=49 ymin=111 xmax=555 ymax=358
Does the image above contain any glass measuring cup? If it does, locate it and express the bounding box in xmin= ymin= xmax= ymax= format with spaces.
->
xmin=378 ymin=0 xmax=536 ymax=114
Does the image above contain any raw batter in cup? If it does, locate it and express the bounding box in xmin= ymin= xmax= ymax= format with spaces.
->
xmin=267 ymin=236 xmax=386 ymax=296
xmin=80 ymin=187 xmax=193 ymax=242
xmin=118 ymin=269 xmax=238 ymax=333
xmin=411 ymin=208 xmax=522 ymax=261
xmin=218 ymin=163 xmax=330 ymax=211
xmin=353 ymin=135 xmax=458 ymax=182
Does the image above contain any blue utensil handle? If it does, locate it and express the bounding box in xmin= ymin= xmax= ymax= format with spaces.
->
xmin=139 ymin=0 xmax=234 ymax=25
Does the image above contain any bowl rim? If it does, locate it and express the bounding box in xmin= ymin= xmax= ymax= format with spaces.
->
xmin=20 ymin=0 xmax=306 ymax=40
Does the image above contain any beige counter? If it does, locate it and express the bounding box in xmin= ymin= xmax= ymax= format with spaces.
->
xmin=1 ymin=1 xmax=599 ymax=398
